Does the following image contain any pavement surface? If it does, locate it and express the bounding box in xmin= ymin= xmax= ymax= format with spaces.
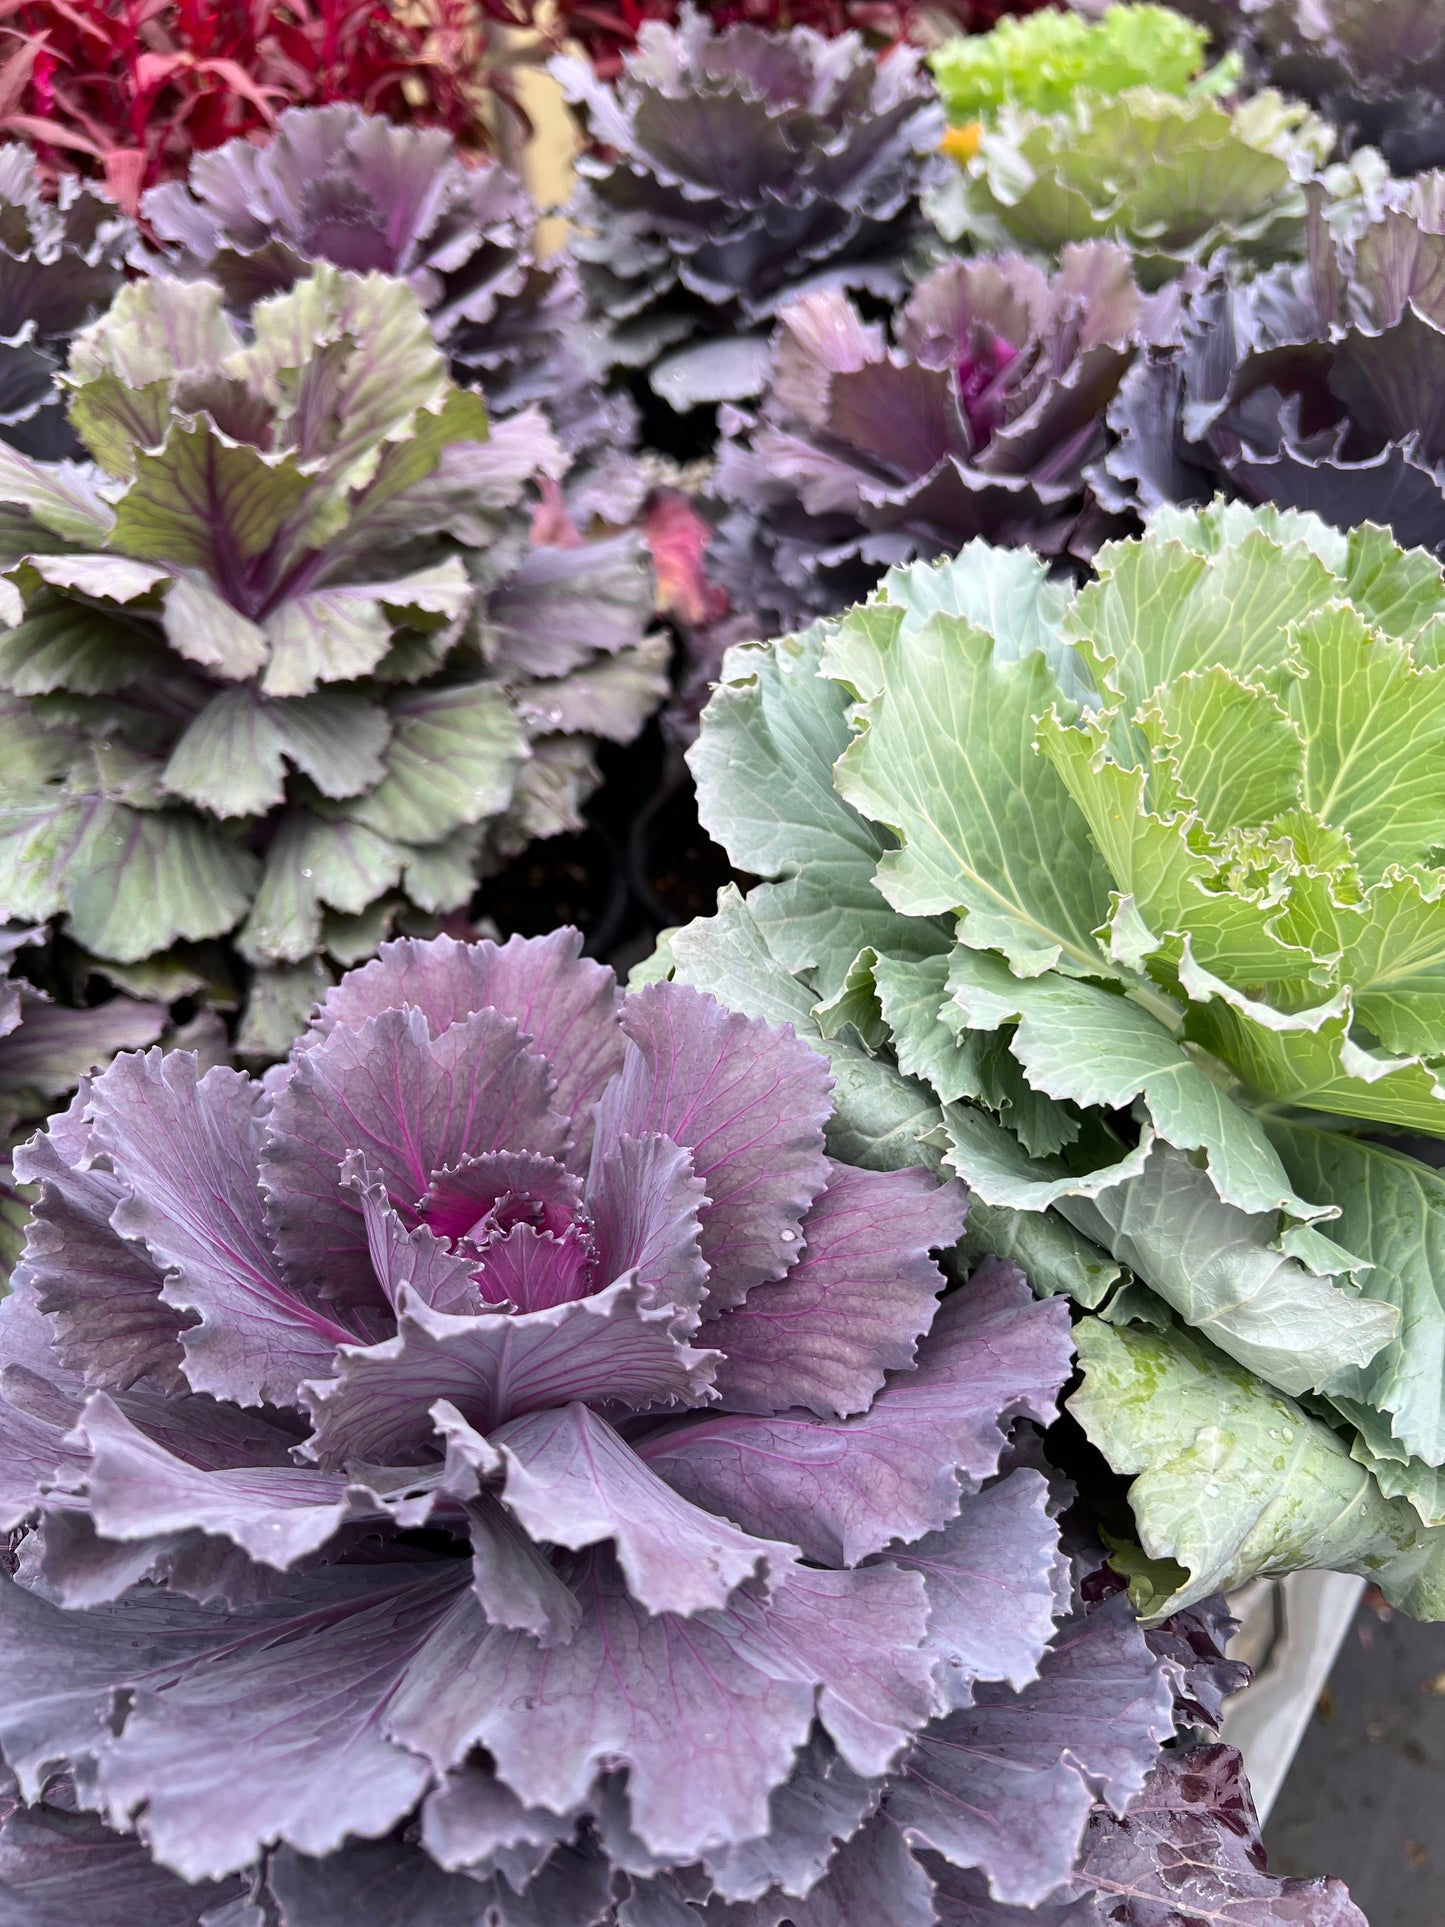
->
xmin=1264 ymin=1589 xmax=1445 ymax=1926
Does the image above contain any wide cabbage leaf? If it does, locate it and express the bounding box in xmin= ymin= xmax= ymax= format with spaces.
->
xmin=0 ymin=269 xmax=665 ymax=1043
xmin=553 ymin=7 xmax=946 ymax=413
xmin=1071 ymin=1742 xmax=1368 ymax=1925
xmin=711 ymin=243 xmax=1172 ymax=637
xmin=0 ymin=924 xmax=1213 ymax=1922
xmin=141 ymin=104 xmax=641 ymax=528
xmin=1073 ymin=1312 xmax=1445 ymax=1617
xmin=686 ymin=502 xmax=1445 ymax=1614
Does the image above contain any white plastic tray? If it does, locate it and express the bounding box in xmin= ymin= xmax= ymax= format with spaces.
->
xmin=1219 ymin=1572 xmax=1366 ymax=1822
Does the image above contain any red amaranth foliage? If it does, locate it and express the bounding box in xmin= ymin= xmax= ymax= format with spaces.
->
xmin=546 ymin=0 xmax=1057 ymax=77
xmin=0 ymin=0 xmax=522 ymax=215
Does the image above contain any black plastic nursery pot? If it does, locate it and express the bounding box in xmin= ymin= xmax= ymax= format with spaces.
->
xmin=477 ymin=720 xmax=751 ymax=973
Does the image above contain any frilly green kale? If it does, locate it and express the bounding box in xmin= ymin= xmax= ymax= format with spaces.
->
xmin=928 ymin=21 xmax=1334 ymax=288
xmin=931 ymin=3 xmax=1216 ymax=125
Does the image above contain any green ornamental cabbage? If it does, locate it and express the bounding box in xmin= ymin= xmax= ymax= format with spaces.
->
xmin=928 ymin=4 xmax=1334 ymax=289
xmin=0 ymin=267 xmax=666 ymax=1050
xmin=931 ymin=3 xmax=1216 ymax=125
xmin=679 ymin=500 xmax=1445 ymax=1618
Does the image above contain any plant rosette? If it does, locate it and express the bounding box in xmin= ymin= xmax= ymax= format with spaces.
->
xmin=927 ymin=3 xmax=1336 ymax=291
xmin=930 ymin=3 xmax=1220 ymax=127
xmin=139 ymin=105 xmax=643 ymax=529
xmin=0 ymin=265 xmax=667 ymax=1053
xmin=710 ymin=240 xmax=1179 ymax=639
xmin=1101 ymin=173 xmax=1445 ymax=559
xmin=553 ymin=3 xmax=947 ymax=418
xmin=0 ymin=923 xmax=1318 ymax=1924
xmin=1173 ymin=0 xmax=1445 ymax=175
xmin=683 ymin=498 xmax=1445 ymax=1622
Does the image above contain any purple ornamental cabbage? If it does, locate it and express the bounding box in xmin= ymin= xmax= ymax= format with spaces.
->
xmin=711 ymin=244 xmax=1173 ymax=636
xmin=0 ymin=145 xmax=131 ymax=461
xmin=553 ymin=6 xmax=947 ymax=415
xmin=1175 ymin=0 xmax=1445 ymax=175
xmin=140 ymin=105 xmax=640 ymax=526
xmin=1100 ymin=178 xmax=1445 ymax=551
xmin=0 ymin=925 xmax=171 ymax=1278
xmin=0 ymin=924 xmax=1189 ymax=1922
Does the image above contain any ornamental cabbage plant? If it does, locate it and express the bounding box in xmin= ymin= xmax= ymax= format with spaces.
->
xmin=931 ymin=3 xmax=1217 ymax=127
xmin=1176 ymin=0 xmax=1445 ymax=176
xmin=0 ymin=267 xmax=666 ymax=1051
xmin=686 ymin=501 xmax=1445 ymax=1619
xmin=0 ymin=923 xmax=1193 ymax=1921
xmin=927 ymin=23 xmax=1334 ymax=289
xmin=0 ymin=145 xmax=131 ymax=460
xmin=711 ymin=242 xmax=1172 ymax=638
xmin=140 ymin=105 xmax=640 ymax=524
xmin=1102 ymin=175 xmax=1445 ymax=555
xmin=553 ymin=6 xmax=947 ymax=415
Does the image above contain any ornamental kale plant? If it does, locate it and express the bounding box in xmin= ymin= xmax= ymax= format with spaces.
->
xmin=1176 ymin=0 xmax=1445 ymax=175
xmin=931 ymin=3 xmax=1217 ymax=129
xmin=1101 ymin=177 xmax=1445 ymax=555
xmin=553 ymin=6 xmax=947 ymax=416
xmin=0 ymin=266 xmax=665 ymax=1050
xmin=0 ymin=146 xmax=132 ymax=462
xmin=927 ymin=23 xmax=1334 ymax=289
xmin=0 ymin=924 xmax=1106 ymax=1917
xmin=140 ymin=106 xmax=641 ymax=522
xmin=685 ymin=501 xmax=1445 ymax=1620
xmin=711 ymin=242 xmax=1171 ymax=638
